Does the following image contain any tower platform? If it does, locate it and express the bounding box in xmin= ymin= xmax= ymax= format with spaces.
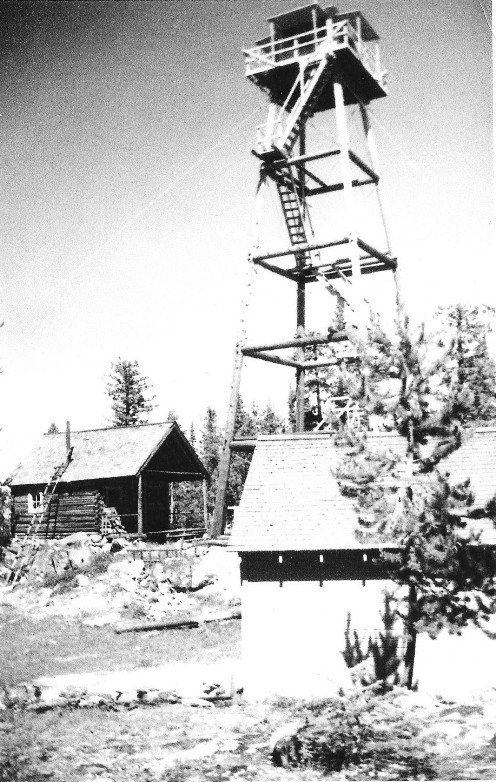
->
xmin=244 ymin=4 xmax=387 ymax=110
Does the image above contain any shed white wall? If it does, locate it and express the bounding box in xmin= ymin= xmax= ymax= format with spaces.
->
xmin=241 ymin=578 xmax=496 ymax=700
xmin=241 ymin=578 xmax=391 ymax=699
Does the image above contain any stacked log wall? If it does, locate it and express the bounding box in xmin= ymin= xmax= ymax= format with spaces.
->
xmin=13 ymin=489 xmax=103 ymax=538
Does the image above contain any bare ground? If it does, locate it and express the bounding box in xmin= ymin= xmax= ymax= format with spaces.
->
xmin=2 ymin=576 xmax=496 ymax=780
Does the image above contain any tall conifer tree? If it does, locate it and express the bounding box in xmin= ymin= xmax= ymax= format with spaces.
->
xmin=106 ymin=359 xmax=155 ymax=427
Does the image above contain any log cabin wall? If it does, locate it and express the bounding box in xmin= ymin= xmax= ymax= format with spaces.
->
xmin=12 ymin=486 xmax=103 ymax=537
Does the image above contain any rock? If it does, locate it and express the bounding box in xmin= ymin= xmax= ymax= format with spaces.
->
xmin=59 ymin=685 xmax=88 ymax=700
xmin=349 ymin=657 xmax=376 ymax=687
xmin=87 ymin=695 xmax=111 ymax=707
xmin=181 ymin=697 xmax=214 ymax=708
xmin=140 ymin=690 xmax=160 ymax=705
xmin=157 ymin=690 xmax=180 ymax=704
xmin=110 ymin=538 xmax=127 ymax=553
xmin=116 ymin=691 xmax=138 ymax=705
xmin=107 ymin=559 xmax=144 ymax=581
xmin=151 ymin=563 xmax=166 ymax=582
xmin=6 ymin=685 xmax=30 ymax=707
xmin=37 ymin=687 xmax=65 ymax=708
xmin=62 ymin=532 xmax=93 ymax=548
xmin=270 ymin=722 xmax=305 ymax=767
xmin=75 ymin=574 xmax=90 ymax=588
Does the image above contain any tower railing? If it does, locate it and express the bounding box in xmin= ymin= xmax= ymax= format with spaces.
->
xmin=244 ymin=20 xmax=386 ymax=92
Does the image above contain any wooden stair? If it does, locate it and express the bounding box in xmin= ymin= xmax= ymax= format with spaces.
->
xmin=278 ymin=55 xmax=333 ymax=155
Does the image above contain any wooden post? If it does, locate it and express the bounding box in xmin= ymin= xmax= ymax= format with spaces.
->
xmin=359 ymin=103 xmax=406 ymax=320
xmin=170 ymin=483 xmax=175 ymax=527
xmin=295 ymin=125 xmax=306 ymax=432
xmin=211 ymin=172 xmax=268 ymax=538
xmin=137 ymin=473 xmax=143 ymax=536
xmin=333 ymin=74 xmax=364 ymax=332
xmin=202 ymin=479 xmax=208 ymax=529
xmin=65 ymin=421 xmax=71 ymax=453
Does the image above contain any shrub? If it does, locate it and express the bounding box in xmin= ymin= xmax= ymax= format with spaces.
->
xmin=342 ymin=591 xmax=404 ymax=690
xmin=296 ymin=688 xmax=436 ymax=779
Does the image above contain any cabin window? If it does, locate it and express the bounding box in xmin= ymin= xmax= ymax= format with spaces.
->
xmin=27 ymin=492 xmax=44 ymax=514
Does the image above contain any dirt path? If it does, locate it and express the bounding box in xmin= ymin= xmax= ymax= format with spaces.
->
xmin=0 ymin=606 xmax=241 ymax=686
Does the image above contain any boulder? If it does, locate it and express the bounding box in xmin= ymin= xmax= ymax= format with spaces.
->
xmin=110 ymin=538 xmax=128 ymax=553
xmin=270 ymin=722 xmax=305 ymax=767
xmin=116 ymin=690 xmax=138 ymax=705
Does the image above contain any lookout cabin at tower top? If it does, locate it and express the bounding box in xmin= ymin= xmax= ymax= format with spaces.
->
xmin=244 ymin=3 xmax=387 ymax=112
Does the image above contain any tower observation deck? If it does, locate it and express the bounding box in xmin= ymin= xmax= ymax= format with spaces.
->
xmin=244 ymin=4 xmax=387 ymax=155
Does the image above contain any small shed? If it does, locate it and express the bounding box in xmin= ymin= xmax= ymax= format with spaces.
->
xmin=229 ymin=430 xmax=496 ymax=699
xmin=8 ymin=422 xmax=208 ymax=538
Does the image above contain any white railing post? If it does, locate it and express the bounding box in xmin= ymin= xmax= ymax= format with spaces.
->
xmin=375 ymin=43 xmax=381 ymax=81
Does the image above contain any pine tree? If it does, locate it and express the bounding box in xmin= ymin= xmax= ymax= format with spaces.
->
xmin=167 ymin=414 xmax=203 ymax=529
xmin=255 ymin=402 xmax=285 ymax=435
xmin=436 ymin=304 xmax=496 ymax=427
xmin=335 ymin=313 xmax=496 ymax=687
xmin=46 ymin=423 xmax=59 ymax=434
xmin=106 ymin=358 xmax=156 ymax=427
xmin=227 ymin=397 xmax=257 ymax=507
xmin=200 ymin=407 xmax=222 ymax=518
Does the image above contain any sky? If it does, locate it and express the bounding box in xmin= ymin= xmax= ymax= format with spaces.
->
xmin=0 ymin=0 xmax=492 ymax=476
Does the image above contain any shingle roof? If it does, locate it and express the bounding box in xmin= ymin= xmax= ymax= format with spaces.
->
xmin=8 ymin=422 xmax=207 ymax=485
xmin=442 ymin=428 xmax=496 ymax=508
xmin=229 ymin=432 xmax=401 ymax=552
xmin=229 ymin=429 xmax=496 ymax=552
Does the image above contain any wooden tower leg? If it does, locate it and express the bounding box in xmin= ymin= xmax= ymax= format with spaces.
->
xmin=211 ymin=172 xmax=268 ymax=537
xmin=333 ymin=74 xmax=364 ymax=332
xmin=359 ymin=103 xmax=405 ymax=320
xmin=295 ymin=125 xmax=307 ymax=432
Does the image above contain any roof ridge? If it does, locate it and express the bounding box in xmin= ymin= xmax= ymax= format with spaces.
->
xmin=43 ymin=421 xmax=173 ymax=436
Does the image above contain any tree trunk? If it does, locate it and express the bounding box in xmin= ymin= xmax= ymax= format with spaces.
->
xmin=404 ymin=582 xmax=417 ymax=689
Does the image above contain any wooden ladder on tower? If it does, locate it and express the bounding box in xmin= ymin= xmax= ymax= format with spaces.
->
xmin=276 ymin=54 xmax=333 ymax=156
xmin=271 ymin=55 xmax=335 ymax=268
xmin=6 ymin=447 xmax=74 ymax=586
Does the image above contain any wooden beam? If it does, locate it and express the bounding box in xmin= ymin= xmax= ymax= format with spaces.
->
xmin=295 ymin=126 xmax=307 ymax=433
xmin=309 ymin=178 xmax=374 ymax=196
xmin=287 ymin=258 xmax=350 ymax=277
xmin=230 ymin=439 xmax=257 ymax=451
xmin=302 ymin=357 xmax=358 ymax=368
xmin=243 ymin=333 xmax=348 ymax=352
xmin=356 ymin=238 xmax=397 ymax=269
xmin=253 ymin=237 xmax=349 ymax=263
xmin=211 ymin=171 xmax=268 ymax=539
xmin=202 ymin=479 xmax=208 ymax=528
xmin=262 ymin=147 xmax=341 ymax=167
xmin=253 ymin=258 xmax=297 ymax=280
xmin=145 ymin=470 xmax=205 ymax=477
xmin=137 ymin=474 xmax=143 ymax=536
xmin=348 ymin=149 xmax=379 ymax=183
xmin=242 ymin=349 xmax=301 ymax=368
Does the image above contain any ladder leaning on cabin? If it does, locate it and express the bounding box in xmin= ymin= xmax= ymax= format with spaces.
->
xmin=5 ymin=447 xmax=74 ymax=586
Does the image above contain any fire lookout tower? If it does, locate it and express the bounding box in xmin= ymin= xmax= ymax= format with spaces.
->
xmin=212 ymin=4 xmax=399 ymax=535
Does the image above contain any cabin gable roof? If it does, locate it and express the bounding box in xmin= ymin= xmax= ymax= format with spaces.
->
xmin=8 ymin=422 xmax=208 ymax=487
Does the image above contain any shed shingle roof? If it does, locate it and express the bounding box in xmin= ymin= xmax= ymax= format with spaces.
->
xmin=8 ymin=422 xmax=207 ymax=485
xmin=229 ymin=429 xmax=496 ymax=552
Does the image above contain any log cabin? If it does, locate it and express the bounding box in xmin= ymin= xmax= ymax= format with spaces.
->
xmin=228 ymin=429 xmax=496 ymax=699
xmin=7 ymin=421 xmax=208 ymax=538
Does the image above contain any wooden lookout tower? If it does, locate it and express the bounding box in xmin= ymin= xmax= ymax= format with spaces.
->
xmin=212 ymin=4 xmax=399 ymax=535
